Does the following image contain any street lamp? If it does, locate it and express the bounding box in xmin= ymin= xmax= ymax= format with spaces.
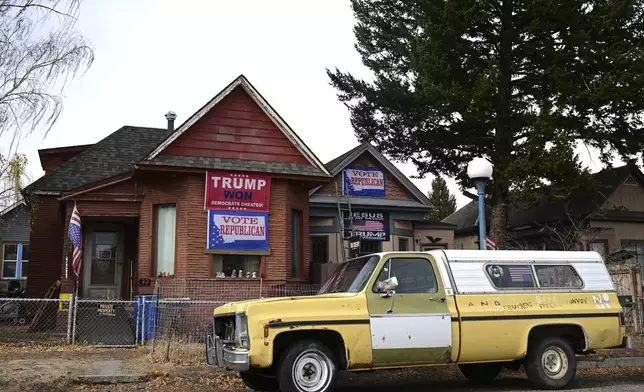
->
xmin=467 ymin=157 xmax=493 ymax=250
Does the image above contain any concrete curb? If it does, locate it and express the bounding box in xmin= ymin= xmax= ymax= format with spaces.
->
xmin=72 ymin=374 xmax=150 ymax=384
xmin=578 ymin=356 xmax=644 ymax=369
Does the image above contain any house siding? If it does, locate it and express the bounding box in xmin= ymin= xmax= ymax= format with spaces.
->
xmin=0 ymin=204 xmax=30 ymax=242
xmin=26 ymin=196 xmax=65 ymax=297
xmin=604 ymin=181 xmax=644 ymax=212
xmin=164 ymin=87 xmax=309 ymax=164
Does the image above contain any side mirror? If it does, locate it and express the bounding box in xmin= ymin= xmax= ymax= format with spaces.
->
xmin=382 ymin=276 xmax=398 ymax=292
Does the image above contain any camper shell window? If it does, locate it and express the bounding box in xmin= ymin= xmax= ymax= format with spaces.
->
xmin=534 ymin=265 xmax=584 ymax=289
xmin=486 ymin=264 xmax=536 ymax=289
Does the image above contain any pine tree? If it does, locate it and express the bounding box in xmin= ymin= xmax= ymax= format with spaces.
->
xmin=426 ymin=176 xmax=456 ymax=221
xmin=327 ymin=0 xmax=644 ymax=246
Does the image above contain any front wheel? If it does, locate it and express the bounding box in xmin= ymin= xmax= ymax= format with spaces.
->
xmin=277 ymin=340 xmax=338 ymax=392
xmin=458 ymin=362 xmax=502 ymax=383
xmin=525 ymin=337 xmax=577 ymax=390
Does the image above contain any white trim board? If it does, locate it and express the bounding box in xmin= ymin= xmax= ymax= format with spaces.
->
xmin=145 ymin=75 xmax=330 ymax=177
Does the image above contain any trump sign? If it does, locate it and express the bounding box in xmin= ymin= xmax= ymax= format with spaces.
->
xmin=205 ymin=171 xmax=271 ymax=212
xmin=207 ymin=210 xmax=269 ymax=251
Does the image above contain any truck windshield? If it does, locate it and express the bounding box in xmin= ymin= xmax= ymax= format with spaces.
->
xmin=317 ymin=255 xmax=380 ymax=294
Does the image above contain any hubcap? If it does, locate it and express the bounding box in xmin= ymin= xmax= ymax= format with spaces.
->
xmin=292 ymin=350 xmax=332 ymax=392
xmin=541 ymin=346 xmax=569 ymax=380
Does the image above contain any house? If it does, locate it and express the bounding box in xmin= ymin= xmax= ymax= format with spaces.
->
xmin=23 ymin=75 xmax=332 ymax=299
xmin=0 ymin=200 xmax=30 ymax=290
xmin=309 ymin=142 xmax=456 ymax=271
xmin=443 ymin=165 xmax=644 ymax=270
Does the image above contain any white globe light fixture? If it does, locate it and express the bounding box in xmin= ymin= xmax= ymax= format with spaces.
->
xmin=467 ymin=157 xmax=493 ymax=250
xmin=467 ymin=157 xmax=493 ymax=180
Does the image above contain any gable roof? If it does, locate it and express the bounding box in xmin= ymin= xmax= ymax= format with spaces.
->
xmin=25 ymin=126 xmax=171 ymax=194
xmin=144 ymin=74 xmax=330 ymax=178
xmin=310 ymin=142 xmax=432 ymax=207
xmin=1 ymin=200 xmax=26 ymax=217
xmin=443 ymin=164 xmax=643 ymax=232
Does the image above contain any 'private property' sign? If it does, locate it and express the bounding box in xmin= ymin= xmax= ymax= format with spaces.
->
xmin=343 ymin=167 xmax=386 ymax=197
xmin=207 ymin=210 xmax=269 ymax=251
xmin=205 ymin=171 xmax=271 ymax=212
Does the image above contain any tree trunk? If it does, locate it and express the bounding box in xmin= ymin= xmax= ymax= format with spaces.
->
xmin=489 ymin=202 xmax=509 ymax=249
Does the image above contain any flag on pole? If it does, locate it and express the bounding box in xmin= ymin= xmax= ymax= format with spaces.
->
xmin=486 ymin=236 xmax=497 ymax=250
xmin=69 ymin=204 xmax=83 ymax=277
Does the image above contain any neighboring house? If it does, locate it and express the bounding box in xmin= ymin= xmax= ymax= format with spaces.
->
xmin=309 ymin=142 xmax=456 ymax=269
xmin=23 ymin=74 xmax=332 ymax=299
xmin=0 ymin=200 xmax=30 ymax=289
xmin=443 ymin=165 xmax=644 ymax=271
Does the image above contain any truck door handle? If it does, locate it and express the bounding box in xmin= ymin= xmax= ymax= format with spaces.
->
xmin=429 ymin=297 xmax=446 ymax=303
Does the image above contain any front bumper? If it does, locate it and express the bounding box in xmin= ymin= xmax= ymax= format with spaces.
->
xmin=206 ymin=335 xmax=250 ymax=372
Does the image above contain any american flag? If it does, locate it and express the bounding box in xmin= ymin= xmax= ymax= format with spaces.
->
xmin=352 ymin=219 xmax=384 ymax=231
xmin=69 ymin=204 xmax=83 ymax=277
xmin=509 ymin=266 xmax=533 ymax=282
xmin=486 ymin=236 xmax=496 ymax=250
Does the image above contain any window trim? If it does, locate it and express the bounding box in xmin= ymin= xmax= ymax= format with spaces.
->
xmin=483 ymin=262 xmax=586 ymax=291
xmin=371 ymin=256 xmax=439 ymax=294
xmin=398 ymin=237 xmax=409 ymax=252
xmin=291 ymin=209 xmax=304 ymax=279
xmin=1 ymin=242 xmax=27 ymax=280
xmin=151 ymin=201 xmax=178 ymax=277
xmin=588 ymin=239 xmax=609 ymax=258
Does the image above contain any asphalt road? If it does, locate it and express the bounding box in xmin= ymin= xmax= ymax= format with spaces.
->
xmin=334 ymin=366 xmax=644 ymax=392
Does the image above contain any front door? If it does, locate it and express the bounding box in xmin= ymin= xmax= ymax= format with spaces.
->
xmin=83 ymin=227 xmax=123 ymax=299
xmin=367 ymin=254 xmax=452 ymax=367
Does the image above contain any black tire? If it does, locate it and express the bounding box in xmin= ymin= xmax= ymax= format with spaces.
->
xmin=525 ymin=337 xmax=577 ymax=390
xmin=239 ymin=371 xmax=279 ymax=392
xmin=458 ymin=362 xmax=503 ymax=383
xmin=277 ymin=339 xmax=338 ymax=392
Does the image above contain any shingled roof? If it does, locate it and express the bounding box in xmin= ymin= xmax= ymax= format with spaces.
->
xmin=442 ymin=165 xmax=643 ymax=233
xmin=25 ymin=126 xmax=171 ymax=194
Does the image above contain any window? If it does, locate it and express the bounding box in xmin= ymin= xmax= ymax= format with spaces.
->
xmin=398 ymin=237 xmax=409 ymax=251
xmin=622 ymin=240 xmax=644 ymax=267
xmin=534 ymin=265 xmax=583 ymax=288
xmin=360 ymin=240 xmax=381 ymax=255
xmin=310 ymin=236 xmax=329 ymax=263
xmin=486 ymin=264 xmax=536 ymax=289
xmin=589 ymin=240 xmax=608 ymax=259
xmin=154 ymin=204 xmax=176 ymax=276
xmin=291 ymin=210 xmax=302 ymax=278
xmin=213 ymin=255 xmax=261 ymax=278
xmin=2 ymin=244 xmax=18 ymax=279
xmin=374 ymin=258 xmax=438 ymax=294
xmin=1 ymin=243 xmax=28 ymax=279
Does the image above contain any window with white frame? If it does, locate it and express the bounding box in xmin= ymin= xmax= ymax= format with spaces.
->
xmin=154 ymin=204 xmax=176 ymax=277
xmin=2 ymin=243 xmax=28 ymax=279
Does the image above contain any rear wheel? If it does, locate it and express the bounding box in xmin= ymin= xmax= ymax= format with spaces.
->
xmin=525 ymin=337 xmax=576 ymax=390
xmin=458 ymin=362 xmax=503 ymax=383
xmin=239 ymin=371 xmax=279 ymax=392
xmin=277 ymin=339 xmax=338 ymax=392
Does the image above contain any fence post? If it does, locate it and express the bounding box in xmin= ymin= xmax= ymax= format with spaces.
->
xmin=66 ymin=294 xmax=74 ymax=344
xmin=142 ymin=297 xmax=146 ymax=347
xmin=135 ymin=296 xmax=140 ymax=347
xmin=71 ymin=297 xmax=79 ymax=345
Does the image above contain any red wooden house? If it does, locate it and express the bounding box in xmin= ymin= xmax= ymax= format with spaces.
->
xmin=24 ymin=75 xmax=331 ymax=299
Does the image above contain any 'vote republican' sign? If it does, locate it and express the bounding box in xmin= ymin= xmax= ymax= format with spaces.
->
xmin=205 ymin=171 xmax=271 ymax=212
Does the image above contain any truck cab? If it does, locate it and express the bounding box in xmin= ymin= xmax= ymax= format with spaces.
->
xmin=206 ymin=250 xmax=628 ymax=392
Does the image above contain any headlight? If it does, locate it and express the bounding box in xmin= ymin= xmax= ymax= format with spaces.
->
xmin=236 ymin=313 xmax=250 ymax=349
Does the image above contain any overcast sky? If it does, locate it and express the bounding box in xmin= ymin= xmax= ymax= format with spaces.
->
xmin=13 ymin=0 xmax=615 ymax=211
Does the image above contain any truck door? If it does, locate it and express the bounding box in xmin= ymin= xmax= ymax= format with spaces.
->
xmin=367 ymin=254 xmax=452 ymax=367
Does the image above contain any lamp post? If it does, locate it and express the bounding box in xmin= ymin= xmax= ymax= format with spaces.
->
xmin=467 ymin=157 xmax=493 ymax=250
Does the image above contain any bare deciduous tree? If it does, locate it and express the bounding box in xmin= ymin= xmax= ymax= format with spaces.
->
xmin=0 ymin=0 xmax=93 ymax=208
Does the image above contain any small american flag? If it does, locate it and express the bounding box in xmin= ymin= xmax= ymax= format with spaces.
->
xmin=486 ymin=236 xmax=496 ymax=250
xmin=353 ymin=219 xmax=384 ymax=231
xmin=509 ymin=266 xmax=532 ymax=282
xmin=69 ymin=204 xmax=83 ymax=277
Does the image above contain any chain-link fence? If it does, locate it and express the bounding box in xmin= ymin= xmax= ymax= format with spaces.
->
xmin=72 ymin=299 xmax=137 ymax=347
xmin=0 ymin=298 xmax=71 ymax=343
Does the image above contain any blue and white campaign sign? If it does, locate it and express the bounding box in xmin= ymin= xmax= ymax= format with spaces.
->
xmin=207 ymin=210 xmax=268 ymax=251
xmin=343 ymin=167 xmax=386 ymax=197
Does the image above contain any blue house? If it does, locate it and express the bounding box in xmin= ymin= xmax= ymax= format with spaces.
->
xmin=0 ymin=200 xmax=30 ymax=290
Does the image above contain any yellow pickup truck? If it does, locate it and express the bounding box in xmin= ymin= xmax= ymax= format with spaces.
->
xmin=206 ymin=250 xmax=629 ymax=392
